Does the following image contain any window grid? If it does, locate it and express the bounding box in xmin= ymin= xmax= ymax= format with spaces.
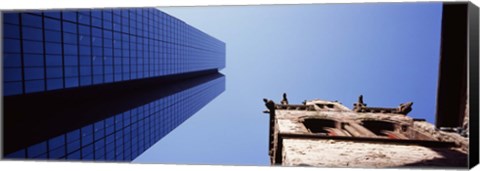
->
xmin=5 ymin=76 xmax=225 ymax=160
xmin=3 ymin=9 xmax=226 ymax=96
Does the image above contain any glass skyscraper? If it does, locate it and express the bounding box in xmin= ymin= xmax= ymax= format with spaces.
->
xmin=2 ymin=8 xmax=225 ymax=161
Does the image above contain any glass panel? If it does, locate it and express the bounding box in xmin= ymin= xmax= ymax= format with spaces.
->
xmin=25 ymin=80 xmax=45 ymax=93
xmin=22 ymin=40 xmax=43 ymax=54
xmin=4 ymin=39 xmax=21 ymax=53
xmin=44 ymin=18 xmax=61 ymax=31
xmin=3 ymin=53 xmax=22 ymax=67
xmin=21 ymin=14 xmax=42 ymax=28
xmin=4 ymin=24 xmax=20 ymax=39
xmin=4 ymin=13 xmax=20 ymax=24
xmin=45 ymin=30 xmax=62 ymax=43
xmin=22 ymin=27 xmax=43 ymax=41
xmin=27 ymin=141 xmax=47 ymax=157
xmin=24 ymin=54 xmax=44 ymax=67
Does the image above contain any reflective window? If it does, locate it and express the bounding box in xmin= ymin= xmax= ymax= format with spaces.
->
xmin=21 ymin=14 xmax=42 ymax=28
xmin=4 ymin=24 xmax=20 ymax=38
xmin=44 ymin=18 xmax=61 ymax=31
xmin=45 ymin=30 xmax=62 ymax=43
xmin=3 ymin=8 xmax=226 ymax=161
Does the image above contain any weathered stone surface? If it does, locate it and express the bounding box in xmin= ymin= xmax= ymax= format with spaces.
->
xmin=282 ymin=139 xmax=467 ymax=168
xmin=413 ymin=121 xmax=469 ymax=152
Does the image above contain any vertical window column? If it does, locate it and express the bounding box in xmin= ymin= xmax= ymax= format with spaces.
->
xmin=103 ymin=10 xmax=114 ymax=83
xmin=62 ymin=12 xmax=80 ymax=88
xmin=3 ymin=12 xmax=24 ymax=95
xmin=21 ymin=13 xmax=46 ymax=93
xmin=78 ymin=10 xmax=93 ymax=86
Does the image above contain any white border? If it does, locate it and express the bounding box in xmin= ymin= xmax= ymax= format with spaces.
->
xmin=0 ymin=1 xmax=479 ymax=171
xmin=0 ymin=0 xmax=471 ymax=10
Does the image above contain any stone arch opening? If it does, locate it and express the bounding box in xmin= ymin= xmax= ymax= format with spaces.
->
xmin=361 ymin=120 xmax=396 ymax=137
xmin=303 ymin=118 xmax=337 ymax=134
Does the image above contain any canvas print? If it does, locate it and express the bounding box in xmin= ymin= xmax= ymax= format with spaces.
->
xmin=1 ymin=2 xmax=478 ymax=169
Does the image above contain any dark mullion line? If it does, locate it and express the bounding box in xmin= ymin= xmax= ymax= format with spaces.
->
xmin=152 ymin=102 xmax=156 ymax=145
xmin=76 ymin=12 xmax=81 ymax=89
xmin=112 ymin=112 xmax=118 ymax=161
xmin=141 ymin=107 xmax=144 ymax=156
xmin=104 ymin=121 xmax=109 ymax=160
xmin=160 ymin=12 xmax=164 ymax=76
xmin=119 ymin=10 xmax=124 ymax=82
xmin=146 ymin=100 xmax=151 ymax=151
xmin=109 ymin=10 xmax=114 ymax=84
xmin=118 ymin=113 xmax=123 ymax=161
xmin=128 ymin=10 xmax=132 ymax=82
xmin=87 ymin=126 xmax=95 ymax=160
xmin=124 ymin=111 xmax=132 ymax=160
xmin=120 ymin=9 xmax=126 ymax=81
xmin=172 ymin=18 xmax=175 ymax=75
xmin=128 ymin=101 xmax=133 ymax=160
xmin=120 ymin=10 xmax=125 ymax=82
xmin=137 ymin=10 xmax=140 ymax=79
xmin=147 ymin=104 xmax=151 ymax=150
xmin=100 ymin=120 xmax=106 ymax=160
xmin=107 ymin=119 xmax=114 ymax=161
xmin=167 ymin=17 xmax=170 ymax=75
xmin=63 ymin=133 xmax=68 ymax=159
xmin=88 ymin=125 xmax=95 ymax=160
xmin=18 ymin=13 xmax=26 ymax=95
xmin=155 ymin=11 xmax=158 ymax=76
xmin=101 ymin=11 xmax=105 ymax=84
xmin=89 ymin=10 xmax=94 ymax=86
xmin=152 ymin=10 xmax=155 ymax=77
xmin=132 ymin=10 xmax=136 ymax=81
xmin=41 ymin=13 xmax=48 ymax=92
xmin=45 ymin=138 xmax=50 ymax=159
xmin=123 ymin=111 xmax=129 ymax=160
xmin=111 ymin=10 xmax=118 ymax=83
xmin=136 ymin=107 xmax=143 ymax=157
xmin=129 ymin=111 xmax=133 ymax=161
xmin=135 ymin=108 xmax=140 ymax=157
xmin=130 ymin=10 xmax=134 ymax=80
xmin=146 ymin=9 xmax=150 ymax=78
xmin=130 ymin=113 xmax=134 ymax=160
xmin=136 ymin=105 xmax=140 ymax=159
xmin=147 ymin=10 xmax=149 ymax=77
xmin=142 ymin=9 xmax=145 ymax=79
xmin=78 ymin=124 xmax=84 ymax=160
xmin=124 ymin=9 xmax=132 ymax=80
xmin=149 ymin=10 xmax=153 ymax=77
xmin=140 ymin=106 xmax=147 ymax=151
xmin=164 ymin=12 xmax=168 ymax=76
xmin=137 ymin=10 xmax=141 ymax=80
xmin=144 ymin=10 xmax=147 ymax=78
xmin=139 ymin=107 xmax=144 ymax=155
xmin=60 ymin=12 xmax=66 ymax=89
xmin=163 ymin=10 xmax=174 ymax=71
xmin=159 ymin=11 xmax=162 ymax=76
xmin=176 ymin=19 xmax=178 ymax=74
xmin=143 ymin=104 xmax=147 ymax=153
xmin=152 ymin=101 xmax=157 ymax=149
xmin=150 ymin=10 xmax=153 ymax=77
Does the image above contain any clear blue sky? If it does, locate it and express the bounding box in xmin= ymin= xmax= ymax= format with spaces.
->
xmin=133 ymin=3 xmax=443 ymax=165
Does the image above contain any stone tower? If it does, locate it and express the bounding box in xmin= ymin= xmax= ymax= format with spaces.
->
xmin=262 ymin=94 xmax=468 ymax=168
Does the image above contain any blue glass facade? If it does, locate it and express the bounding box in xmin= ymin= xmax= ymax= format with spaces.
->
xmin=3 ymin=8 xmax=225 ymax=96
xmin=2 ymin=8 xmax=226 ymax=161
xmin=5 ymin=75 xmax=225 ymax=160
